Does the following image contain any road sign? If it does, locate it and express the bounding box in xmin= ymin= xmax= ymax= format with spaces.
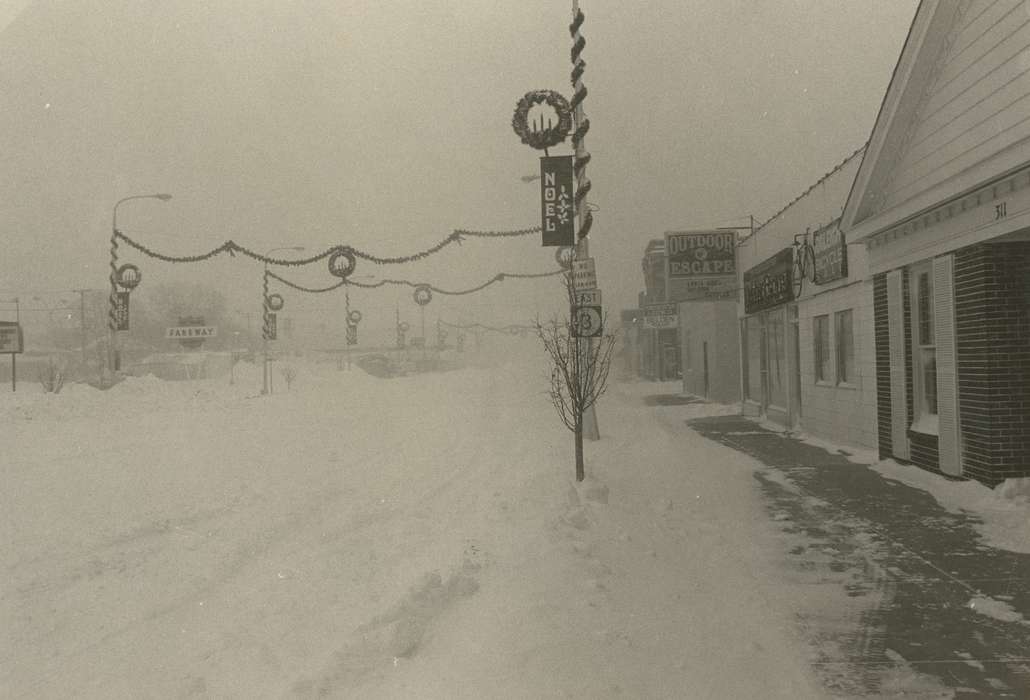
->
xmin=0 ymin=321 xmax=23 ymax=354
xmin=573 ymin=289 xmax=601 ymax=306
xmin=572 ymin=305 xmax=602 ymax=338
xmin=643 ymin=303 xmax=678 ymax=330
xmin=572 ymin=258 xmax=597 ymax=292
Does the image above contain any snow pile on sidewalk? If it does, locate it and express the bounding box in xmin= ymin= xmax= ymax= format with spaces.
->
xmin=872 ymin=460 xmax=1030 ymax=554
xmin=1 ymin=351 xmax=826 ymax=698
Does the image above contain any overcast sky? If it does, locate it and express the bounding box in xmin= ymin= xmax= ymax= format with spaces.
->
xmin=0 ymin=1 xmax=919 ymax=342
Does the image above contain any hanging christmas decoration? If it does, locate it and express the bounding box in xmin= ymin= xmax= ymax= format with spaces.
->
xmin=511 ymin=90 xmax=573 ymax=151
xmin=266 ymin=293 xmax=284 ymax=312
xmin=115 ymin=263 xmax=142 ymax=291
xmin=328 ymin=249 xmax=357 ymax=278
xmin=413 ymin=285 xmax=433 ymax=306
xmin=348 ymin=309 xmax=363 ymax=325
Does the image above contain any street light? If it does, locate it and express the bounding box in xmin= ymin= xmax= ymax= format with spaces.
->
xmin=109 ymin=193 xmax=172 ymax=376
xmin=262 ymin=246 xmax=305 ymax=395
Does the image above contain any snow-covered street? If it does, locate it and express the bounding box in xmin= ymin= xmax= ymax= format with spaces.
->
xmin=3 ymin=345 xmax=826 ymax=698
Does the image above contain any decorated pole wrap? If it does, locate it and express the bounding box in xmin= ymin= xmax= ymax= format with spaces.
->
xmin=570 ymin=2 xmax=592 ymax=244
xmin=108 ymin=231 xmax=120 ymax=373
xmin=571 ymin=0 xmax=600 ymax=446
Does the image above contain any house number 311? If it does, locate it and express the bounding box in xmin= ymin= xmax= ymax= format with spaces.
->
xmin=994 ymin=201 xmax=1007 ymax=220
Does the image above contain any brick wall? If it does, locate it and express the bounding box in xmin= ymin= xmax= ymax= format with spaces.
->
xmin=873 ymin=269 xmax=945 ymax=475
xmin=873 ymin=274 xmax=892 ymax=459
xmin=954 ymin=241 xmax=1030 ymax=486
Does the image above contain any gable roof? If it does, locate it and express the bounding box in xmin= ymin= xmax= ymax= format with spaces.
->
xmin=841 ymin=0 xmax=1030 ymax=241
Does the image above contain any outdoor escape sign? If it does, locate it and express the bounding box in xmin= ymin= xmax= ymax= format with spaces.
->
xmin=540 ymin=155 xmax=574 ymax=247
xmin=664 ymin=230 xmax=737 ymax=302
xmin=643 ymin=303 xmax=678 ymax=330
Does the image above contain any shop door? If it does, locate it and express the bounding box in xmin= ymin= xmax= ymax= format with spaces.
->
xmin=702 ymin=341 xmax=710 ymax=398
xmin=790 ymin=304 xmax=801 ymax=424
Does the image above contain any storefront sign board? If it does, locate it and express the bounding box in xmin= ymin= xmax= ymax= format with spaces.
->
xmin=664 ymin=230 xmax=738 ymax=301
xmin=812 ymin=225 xmax=848 ymax=284
xmin=643 ymin=303 xmax=678 ymax=330
xmin=743 ymin=247 xmax=794 ymax=314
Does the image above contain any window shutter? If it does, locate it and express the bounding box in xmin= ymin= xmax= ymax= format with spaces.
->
xmin=934 ymin=255 xmax=962 ymax=476
xmin=887 ymin=269 xmax=910 ymax=460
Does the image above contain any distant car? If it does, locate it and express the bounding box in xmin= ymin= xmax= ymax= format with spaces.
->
xmin=355 ymin=353 xmax=399 ymax=378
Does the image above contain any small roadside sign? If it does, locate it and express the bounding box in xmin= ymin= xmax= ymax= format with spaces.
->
xmin=643 ymin=303 xmax=678 ymax=330
xmin=113 ymin=292 xmax=130 ymax=331
xmin=0 ymin=321 xmax=23 ymax=353
xmin=572 ymin=305 xmax=602 ymax=338
xmin=573 ymin=289 xmax=601 ymax=307
xmin=572 ymin=258 xmax=597 ymax=292
xmin=166 ymin=326 xmax=218 ymax=339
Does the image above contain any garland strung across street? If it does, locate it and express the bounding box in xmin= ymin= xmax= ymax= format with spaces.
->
xmin=570 ymin=6 xmax=592 ymax=241
xmin=439 ymin=319 xmax=534 ymax=335
xmin=265 ymin=268 xmax=565 ymax=297
xmin=112 ymin=224 xmax=542 ymax=269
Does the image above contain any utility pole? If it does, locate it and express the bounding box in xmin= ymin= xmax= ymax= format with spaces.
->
xmin=74 ymin=289 xmax=89 ymax=368
xmin=572 ymin=0 xmax=599 ymax=441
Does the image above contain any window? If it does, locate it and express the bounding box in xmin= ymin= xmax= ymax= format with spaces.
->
xmin=814 ymin=315 xmax=830 ymax=382
xmin=911 ymin=264 xmax=938 ymax=431
xmin=834 ymin=309 xmax=854 ymax=385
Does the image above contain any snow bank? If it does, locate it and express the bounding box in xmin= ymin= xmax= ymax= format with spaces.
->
xmin=872 ymin=460 xmax=1030 ymax=554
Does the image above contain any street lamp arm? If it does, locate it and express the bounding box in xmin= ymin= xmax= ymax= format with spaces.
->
xmin=112 ymin=193 xmax=173 ymax=231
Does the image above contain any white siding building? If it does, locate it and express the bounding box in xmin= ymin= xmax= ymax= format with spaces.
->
xmin=737 ymin=149 xmax=878 ymax=450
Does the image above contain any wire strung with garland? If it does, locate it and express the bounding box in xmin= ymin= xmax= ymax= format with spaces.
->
xmin=439 ymin=319 xmax=535 ymax=334
xmin=265 ymin=268 xmax=565 ymax=296
xmin=112 ymin=224 xmax=542 ymax=267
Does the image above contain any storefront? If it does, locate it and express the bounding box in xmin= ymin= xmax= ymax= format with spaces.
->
xmin=737 ymin=147 xmax=878 ymax=449
xmin=841 ymin=1 xmax=1030 ymax=485
xmin=740 ymin=248 xmax=798 ymax=427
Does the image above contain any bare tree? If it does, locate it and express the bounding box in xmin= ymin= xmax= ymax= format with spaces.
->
xmin=280 ymin=364 xmax=297 ymax=390
xmin=38 ymin=356 xmax=66 ymax=394
xmin=535 ymin=276 xmax=617 ymax=482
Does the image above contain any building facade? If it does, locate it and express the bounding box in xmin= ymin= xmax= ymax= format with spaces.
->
xmin=841 ymin=0 xmax=1030 ymax=485
xmin=737 ymin=149 xmax=879 ymax=450
xmin=639 ymin=239 xmax=680 ymax=380
xmin=678 ymin=300 xmax=740 ymax=403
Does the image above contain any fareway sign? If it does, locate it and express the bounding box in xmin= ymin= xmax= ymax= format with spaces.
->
xmin=166 ymin=326 xmax=218 ymax=339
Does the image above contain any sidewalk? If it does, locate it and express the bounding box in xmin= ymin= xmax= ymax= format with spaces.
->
xmin=686 ymin=413 xmax=1030 ymax=698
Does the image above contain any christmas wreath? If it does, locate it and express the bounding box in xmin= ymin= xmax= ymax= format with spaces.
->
xmin=328 ymin=248 xmax=357 ymax=278
xmin=115 ymin=263 xmax=142 ymax=290
xmin=266 ymin=293 xmax=284 ymax=312
xmin=512 ymin=90 xmax=573 ymax=151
